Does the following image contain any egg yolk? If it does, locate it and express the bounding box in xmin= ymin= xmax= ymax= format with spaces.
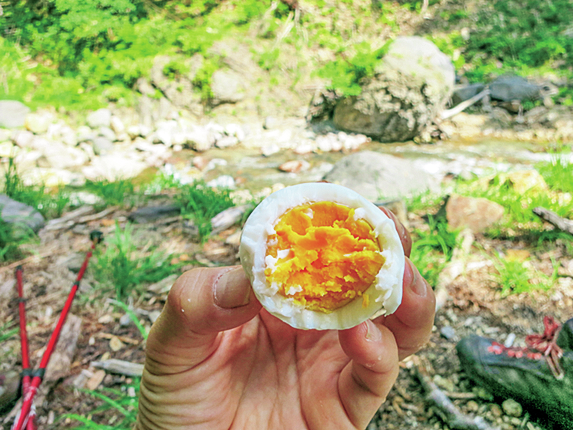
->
xmin=264 ymin=202 xmax=384 ymax=313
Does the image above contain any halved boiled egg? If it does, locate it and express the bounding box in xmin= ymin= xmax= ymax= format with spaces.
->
xmin=239 ymin=182 xmax=404 ymax=330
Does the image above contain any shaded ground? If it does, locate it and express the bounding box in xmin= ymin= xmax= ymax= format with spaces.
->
xmin=1 ymin=204 xmax=572 ymax=430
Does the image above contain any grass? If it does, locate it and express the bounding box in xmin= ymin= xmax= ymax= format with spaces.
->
xmin=108 ymin=299 xmax=149 ymax=340
xmin=2 ymin=158 xmax=70 ymax=219
xmin=92 ymin=222 xmax=183 ymax=300
xmin=62 ymin=380 xmax=140 ymax=429
xmin=409 ymin=216 xmax=460 ymax=288
xmin=536 ymin=156 xmax=573 ymax=194
xmin=492 ymin=253 xmax=558 ymax=295
xmin=175 ymin=181 xmax=235 ymax=243
xmin=85 ymin=179 xmax=138 ymax=208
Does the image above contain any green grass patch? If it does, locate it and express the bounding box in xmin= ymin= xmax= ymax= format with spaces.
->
xmin=492 ymin=254 xmax=557 ymax=295
xmin=2 ymin=158 xmax=70 ymax=219
xmin=92 ymin=222 xmax=183 ymax=300
xmin=62 ymin=379 xmax=140 ymax=429
xmin=410 ymin=216 xmax=460 ymax=288
xmin=85 ymin=179 xmax=138 ymax=208
xmin=175 ymin=181 xmax=235 ymax=243
xmin=536 ymin=156 xmax=573 ymax=194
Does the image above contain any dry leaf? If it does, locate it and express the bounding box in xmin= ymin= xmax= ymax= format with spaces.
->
xmin=110 ymin=336 xmax=124 ymax=351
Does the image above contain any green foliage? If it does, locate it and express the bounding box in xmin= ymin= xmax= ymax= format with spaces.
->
xmin=3 ymin=158 xmax=70 ymax=219
xmin=0 ymin=324 xmax=18 ymax=343
xmin=463 ymin=0 xmax=573 ymax=100
xmin=192 ymin=58 xmax=220 ymax=101
xmin=536 ymin=156 xmax=573 ymax=194
xmin=492 ymin=254 xmax=557 ymax=295
xmin=410 ymin=216 xmax=460 ymax=287
xmin=62 ymin=379 xmax=140 ymax=429
xmin=92 ymin=223 xmax=181 ymax=299
xmin=175 ymin=181 xmax=235 ymax=242
xmin=0 ymin=218 xmax=23 ymax=262
xmin=85 ymin=179 xmax=137 ymax=208
xmin=317 ymin=41 xmax=390 ymax=96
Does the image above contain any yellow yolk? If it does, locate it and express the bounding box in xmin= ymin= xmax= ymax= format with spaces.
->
xmin=264 ymin=202 xmax=385 ymax=313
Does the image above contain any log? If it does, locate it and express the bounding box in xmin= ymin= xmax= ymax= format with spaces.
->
xmin=91 ymin=359 xmax=144 ymax=377
xmin=533 ymin=207 xmax=573 ymax=235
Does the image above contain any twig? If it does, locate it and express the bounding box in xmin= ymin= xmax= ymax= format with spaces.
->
xmin=414 ymin=367 xmax=499 ymax=430
xmin=91 ymin=359 xmax=144 ymax=377
xmin=0 ymin=249 xmax=66 ymax=274
xmin=441 ymin=89 xmax=491 ymax=120
xmin=533 ymin=207 xmax=573 ymax=235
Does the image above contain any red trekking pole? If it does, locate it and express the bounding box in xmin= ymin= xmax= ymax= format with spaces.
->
xmin=15 ymin=265 xmax=36 ymax=430
xmin=12 ymin=231 xmax=103 ymax=430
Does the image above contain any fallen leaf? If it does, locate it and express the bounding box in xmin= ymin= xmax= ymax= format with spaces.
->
xmin=101 ymin=219 xmax=116 ymax=227
xmin=110 ymin=336 xmax=124 ymax=351
xmin=86 ymin=369 xmax=106 ymax=390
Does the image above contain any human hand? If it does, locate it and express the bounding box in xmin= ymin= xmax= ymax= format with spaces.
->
xmin=136 ymin=208 xmax=435 ymax=430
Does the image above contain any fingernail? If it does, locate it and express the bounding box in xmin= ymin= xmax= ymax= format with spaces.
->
xmin=365 ymin=319 xmax=382 ymax=342
xmin=214 ymin=267 xmax=252 ymax=309
xmin=406 ymin=258 xmax=427 ymax=297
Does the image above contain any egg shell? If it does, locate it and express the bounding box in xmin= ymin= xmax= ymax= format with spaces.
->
xmin=239 ymin=182 xmax=405 ymax=330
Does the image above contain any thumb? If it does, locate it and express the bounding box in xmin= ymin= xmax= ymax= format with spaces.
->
xmin=145 ymin=266 xmax=261 ymax=374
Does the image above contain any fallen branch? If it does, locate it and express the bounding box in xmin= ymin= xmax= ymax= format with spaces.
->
xmin=91 ymin=359 xmax=144 ymax=377
xmin=533 ymin=207 xmax=573 ymax=235
xmin=441 ymin=89 xmax=490 ymax=120
xmin=414 ymin=367 xmax=499 ymax=430
xmin=0 ymin=249 xmax=66 ymax=274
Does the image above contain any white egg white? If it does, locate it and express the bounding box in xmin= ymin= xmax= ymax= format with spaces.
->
xmin=239 ymin=182 xmax=404 ymax=330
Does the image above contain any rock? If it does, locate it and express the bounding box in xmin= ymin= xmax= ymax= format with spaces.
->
xmin=110 ymin=116 xmax=125 ymax=134
xmin=501 ymin=399 xmax=523 ymax=417
xmin=333 ymin=37 xmax=455 ymax=142
xmin=445 ymin=194 xmax=505 ymax=233
xmin=0 ymin=194 xmax=45 ymax=232
xmin=323 ymin=151 xmax=439 ymax=200
xmin=128 ymin=204 xmax=181 ymax=223
xmin=82 ymin=154 xmax=147 ymax=181
xmin=12 ymin=130 xmax=34 ymax=148
xmin=440 ymin=325 xmax=457 ymax=341
xmin=0 ymin=370 xmax=20 ymax=412
xmin=505 ymin=170 xmax=548 ymax=194
xmin=0 ymin=142 xmax=17 ymax=158
xmin=25 ymin=112 xmax=52 ymax=134
xmin=148 ymin=274 xmax=179 ymax=294
xmin=91 ymin=136 xmax=115 ymax=155
xmin=87 ymin=108 xmax=112 ymax=128
xmin=490 ymin=75 xmax=557 ymax=103
xmin=0 ymin=101 xmax=30 ymax=128
xmin=0 ymin=129 xmax=10 ymax=141
xmin=211 ymin=205 xmax=248 ymax=233
xmin=59 ymin=253 xmax=86 ymax=272
xmin=279 ymin=160 xmax=311 ymax=173
xmin=98 ymin=126 xmax=117 ymax=142
xmin=187 ymin=128 xmax=216 ymax=152
xmin=215 ymin=135 xmax=239 ymax=148
xmin=211 ymin=70 xmax=246 ymax=105
xmin=452 ymin=83 xmax=487 ymax=105
xmin=38 ymin=144 xmax=89 ymax=169
xmin=264 ymin=116 xmax=280 ymax=129
xmin=261 ymin=143 xmax=281 ymax=156
xmin=207 ymin=175 xmax=236 ymax=189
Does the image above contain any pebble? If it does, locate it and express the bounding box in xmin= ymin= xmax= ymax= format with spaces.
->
xmin=490 ymin=403 xmax=503 ymax=417
xmin=502 ymin=399 xmax=523 ymax=417
xmin=466 ymin=400 xmax=479 ymax=412
xmin=439 ymin=325 xmax=456 ymax=341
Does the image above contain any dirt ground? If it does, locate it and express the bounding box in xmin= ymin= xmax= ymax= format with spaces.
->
xmin=1 ymin=206 xmax=572 ymax=430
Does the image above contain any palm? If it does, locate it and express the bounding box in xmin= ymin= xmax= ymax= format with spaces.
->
xmin=173 ymin=311 xmax=376 ymax=430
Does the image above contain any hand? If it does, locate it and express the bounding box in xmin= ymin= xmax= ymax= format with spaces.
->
xmin=136 ymin=209 xmax=435 ymax=430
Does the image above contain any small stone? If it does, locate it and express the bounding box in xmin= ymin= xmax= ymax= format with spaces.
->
xmin=98 ymin=314 xmax=114 ymax=324
xmin=91 ymin=136 xmax=114 ymax=155
xmin=87 ymin=108 xmax=112 ymax=128
xmin=490 ymin=403 xmax=503 ymax=417
xmin=502 ymin=399 xmax=523 ymax=417
xmin=86 ymin=369 xmax=106 ymax=390
xmin=207 ymin=175 xmax=236 ymax=189
xmin=25 ymin=113 xmax=52 ymax=134
xmin=264 ymin=116 xmax=279 ymax=129
xmin=439 ymin=325 xmax=456 ymax=341
xmin=466 ymin=400 xmax=479 ymax=412
xmin=12 ymin=130 xmax=35 ymax=148
xmin=98 ymin=126 xmax=117 ymax=142
xmin=279 ymin=160 xmax=311 ymax=173
xmin=119 ymin=314 xmax=132 ymax=327
xmin=110 ymin=116 xmax=125 ymax=134
xmin=109 ymin=336 xmax=124 ymax=352
xmin=0 ymin=101 xmax=30 ymax=128
xmin=445 ymin=194 xmax=505 ymax=233
xmin=261 ymin=143 xmax=281 ymax=156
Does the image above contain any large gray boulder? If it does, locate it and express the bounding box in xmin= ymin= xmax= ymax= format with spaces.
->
xmin=333 ymin=37 xmax=455 ymax=142
xmin=0 ymin=194 xmax=45 ymax=233
xmin=0 ymin=101 xmax=30 ymax=129
xmin=323 ymin=150 xmax=439 ymax=200
xmin=211 ymin=70 xmax=246 ymax=105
